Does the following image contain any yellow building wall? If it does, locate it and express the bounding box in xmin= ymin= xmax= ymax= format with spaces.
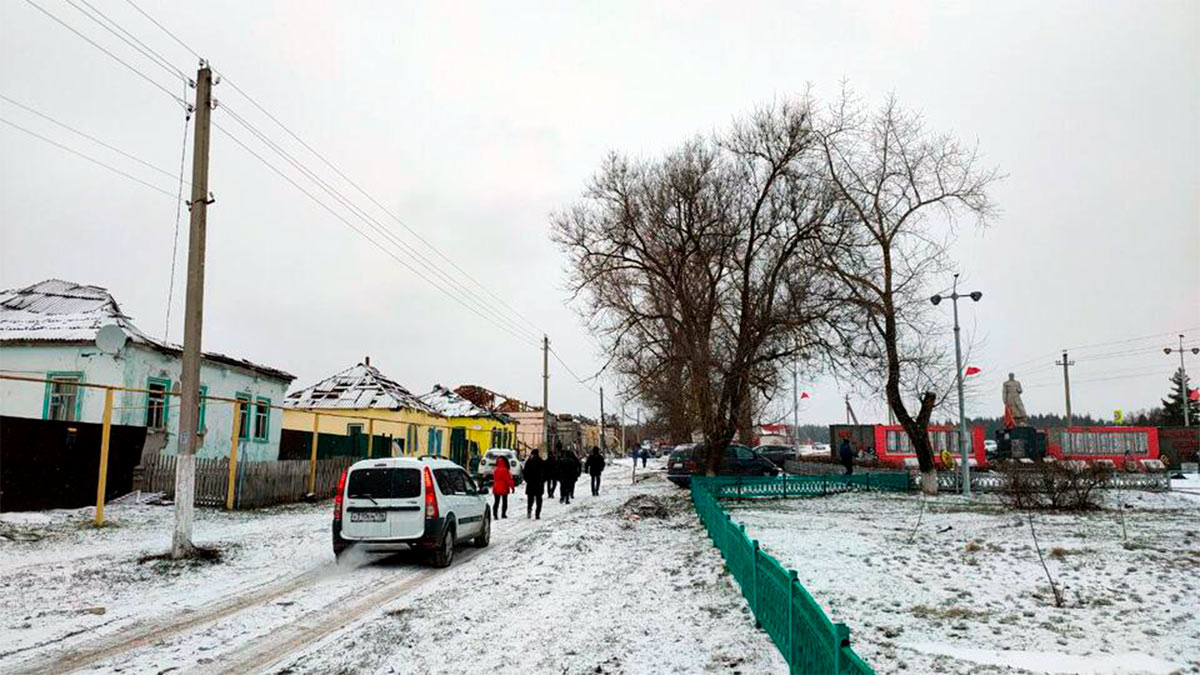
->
xmin=445 ymin=415 xmax=518 ymax=455
xmin=282 ymin=407 xmax=445 ymax=457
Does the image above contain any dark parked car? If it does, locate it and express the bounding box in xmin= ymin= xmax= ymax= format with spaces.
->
xmin=666 ymin=443 xmax=779 ymax=487
xmin=754 ymin=444 xmax=796 ymax=468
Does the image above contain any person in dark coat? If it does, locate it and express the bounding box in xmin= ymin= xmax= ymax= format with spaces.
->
xmin=546 ymin=442 xmax=560 ymax=499
xmin=558 ymin=450 xmax=581 ymax=504
xmin=585 ymin=447 xmax=606 ymax=496
xmin=524 ymin=449 xmax=546 ymax=519
xmin=839 ymin=438 xmax=854 ymax=475
xmin=640 ymin=447 xmax=648 ymax=468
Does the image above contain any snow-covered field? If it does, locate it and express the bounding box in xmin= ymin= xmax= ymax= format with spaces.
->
xmin=727 ymin=481 xmax=1200 ymax=675
xmin=0 ymin=459 xmax=786 ymax=674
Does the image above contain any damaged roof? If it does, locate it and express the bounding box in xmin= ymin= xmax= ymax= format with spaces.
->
xmin=284 ymin=363 xmax=438 ymax=414
xmin=420 ymin=384 xmax=513 ymax=422
xmin=0 ymin=279 xmax=294 ymax=381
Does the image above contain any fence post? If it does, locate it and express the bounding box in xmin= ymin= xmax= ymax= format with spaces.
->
xmin=866 ymin=473 xmax=871 ymax=492
xmin=226 ymin=402 xmax=242 ymax=510
xmin=751 ymin=540 xmax=761 ymax=628
xmin=308 ymin=412 xmax=320 ymax=494
xmin=788 ymin=569 xmax=798 ymax=668
xmin=94 ymin=387 xmax=114 ymax=527
xmin=367 ymin=418 xmax=374 ymax=459
xmin=783 ymin=474 xmax=788 ymax=499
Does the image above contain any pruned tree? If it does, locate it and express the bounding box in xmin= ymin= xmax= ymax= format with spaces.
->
xmin=554 ymin=98 xmax=843 ymax=471
xmin=816 ymin=90 xmax=1000 ymax=494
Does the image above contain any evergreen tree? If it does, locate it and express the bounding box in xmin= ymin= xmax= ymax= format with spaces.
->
xmin=1161 ymin=368 xmax=1200 ymax=427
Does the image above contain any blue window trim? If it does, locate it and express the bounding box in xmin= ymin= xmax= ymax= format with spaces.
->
xmin=198 ymin=385 xmax=208 ymax=430
xmin=235 ymin=392 xmax=252 ymax=440
xmin=43 ymin=371 xmax=84 ymax=421
xmin=146 ymin=377 xmax=171 ymax=429
xmin=253 ymin=396 xmax=271 ymax=442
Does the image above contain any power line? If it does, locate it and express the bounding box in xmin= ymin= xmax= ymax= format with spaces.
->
xmin=164 ymin=92 xmax=192 ymax=342
xmin=64 ymin=0 xmax=188 ymax=82
xmin=212 ymin=120 xmax=539 ymax=348
xmin=22 ymin=0 xmax=188 ymax=108
xmin=116 ymin=0 xmax=545 ymax=338
xmin=0 ymin=93 xmax=189 ymax=185
xmin=1 ymin=116 xmax=178 ymax=199
xmin=216 ymin=103 xmax=541 ymax=345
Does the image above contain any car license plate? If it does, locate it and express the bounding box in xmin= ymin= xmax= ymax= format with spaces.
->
xmin=350 ymin=511 xmax=386 ymax=522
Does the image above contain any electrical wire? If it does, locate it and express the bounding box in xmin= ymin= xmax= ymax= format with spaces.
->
xmin=212 ymin=121 xmax=539 ymax=348
xmin=122 ymin=0 xmax=203 ymax=61
xmin=0 ymin=93 xmax=187 ymax=185
xmin=216 ymin=103 xmax=541 ymax=345
xmin=22 ymin=0 xmax=188 ymax=108
xmin=1 ymin=116 xmax=178 ymax=199
xmin=64 ymin=0 xmax=188 ymax=82
xmin=164 ymin=94 xmax=192 ymax=342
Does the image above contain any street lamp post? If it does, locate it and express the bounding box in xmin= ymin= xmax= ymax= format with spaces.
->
xmin=931 ymin=274 xmax=982 ymax=498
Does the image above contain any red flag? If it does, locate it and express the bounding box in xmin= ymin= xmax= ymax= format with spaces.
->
xmin=800 ymin=392 xmax=811 ymax=399
xmin=1003 ymin=404 xmax=1015 ymax=430
xmin=1190 ymin=388 xmax=1199 ymax=402
xmin=965 ymin=366 xmax=982 ymax=376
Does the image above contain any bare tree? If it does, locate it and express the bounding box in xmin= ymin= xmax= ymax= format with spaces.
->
xmin=816 ymin=90 xmax=999 ymax=494
xmin=554 ymin=99 xmax=843 ymax=471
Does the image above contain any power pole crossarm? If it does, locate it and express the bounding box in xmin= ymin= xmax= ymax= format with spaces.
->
xmin=171 ymin=66 xmax=213 ymax=560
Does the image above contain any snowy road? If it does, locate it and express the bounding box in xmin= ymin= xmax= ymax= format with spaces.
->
xmin=0 ymin=460 xmax=786 ymax=674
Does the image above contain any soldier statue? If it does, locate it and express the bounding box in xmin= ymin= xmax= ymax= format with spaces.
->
xmin=1002 ymin=372 xmax=1029 ymax=427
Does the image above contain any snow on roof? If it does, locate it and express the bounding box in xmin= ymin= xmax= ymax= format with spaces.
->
xmin=419 ymin=384 xmax=511 ymax=421
xmin=0 ymin=279 xmax=293 ymax=381
xmin=284 ymin=363 xmax=437 ymax=414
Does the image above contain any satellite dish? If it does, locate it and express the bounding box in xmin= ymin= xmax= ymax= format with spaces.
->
xmin=96 ymin=324 xmax=128 ymax=355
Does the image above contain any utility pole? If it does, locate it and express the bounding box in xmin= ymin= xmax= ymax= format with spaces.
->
xmin=599 ymin=386 xmax=606 ymax=453
xmin=1056 ymin=350 xmax=1075 ymax=455
xmin=542 ymin=335 xmax=549 ymax=455
xmin=1164 ymin=334 xmax=1198 ymax=428
xmin=172 ymin=65 xmax=213 ymax=559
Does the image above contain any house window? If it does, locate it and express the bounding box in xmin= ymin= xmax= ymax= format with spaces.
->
xmin=347 ymin=423 xmax=364 ymax=436
xmin=427 ymin=428 xmax=443 ymax=457
xmin=253 ymin=397 xmax=271 ymax=441
xmin=145 ymin=378 xmax=170 ymax=429
xmin=45 ymin=372 xmax=82 ymax=421
xmin=236 ymin=393 xmax=251 ymax=440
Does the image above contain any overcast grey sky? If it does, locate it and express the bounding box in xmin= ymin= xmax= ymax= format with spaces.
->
xmin=1 ymin=0 xmax=1197 ymax=426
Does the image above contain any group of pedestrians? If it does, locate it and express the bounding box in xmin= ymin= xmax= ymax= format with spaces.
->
xmin=488 ymin=444 xmax=608 ymax=521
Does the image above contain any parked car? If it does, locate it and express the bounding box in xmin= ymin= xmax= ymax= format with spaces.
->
xmin=476 ymin=448 xmax=523 ymax=485
xmin=666 ymin=443 xmax=780 ymax=487
xmin=332 ymin=456 xmax=490 ymax=567
xmin=984 ymin=439 xmax=998 ymax=460
xmin=754 ymin=444 xmax=797 ymax=468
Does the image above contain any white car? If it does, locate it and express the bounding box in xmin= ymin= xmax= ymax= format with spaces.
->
xmin=332 ymin=456 xmax=490 ymax=567
xmin=476 ymin=448 xmax=523 ymax=485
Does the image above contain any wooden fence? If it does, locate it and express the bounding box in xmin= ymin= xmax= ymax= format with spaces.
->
xmin=141 ymin=453 xmax=355 ymax=509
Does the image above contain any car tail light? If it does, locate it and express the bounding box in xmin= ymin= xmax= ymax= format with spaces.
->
xmin=423 ymin=466 xmax=439 ymax=519
xmin=333 ymin=468 xmax=347 ymax=521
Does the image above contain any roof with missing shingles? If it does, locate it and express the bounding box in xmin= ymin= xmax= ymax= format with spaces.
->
xmin=283 ymin=363 xmax=437 ymax=414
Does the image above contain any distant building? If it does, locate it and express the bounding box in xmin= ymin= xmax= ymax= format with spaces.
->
xmin=0 ymin=279 xmax=293 ymax=460
xmin=419 ymin=384 xmax=517 ymax=465
xmin=455 ymin=383 xmax=555 ymax=455
xmin=281 ymin=360 xmax=442 ymax=458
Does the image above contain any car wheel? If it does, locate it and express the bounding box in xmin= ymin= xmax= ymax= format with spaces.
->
xmin=473 ymin=511 xmax=491 ymax=548
xmin=431 ymin=525 xmax=455 ymax=568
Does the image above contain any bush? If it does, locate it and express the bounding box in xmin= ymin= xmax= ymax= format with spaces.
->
xmin=998 ymin=462 xmax=1110 ymax=511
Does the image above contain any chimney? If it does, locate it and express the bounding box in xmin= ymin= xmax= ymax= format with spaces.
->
xmin=365 ymin=356 xmax=371 ymax=366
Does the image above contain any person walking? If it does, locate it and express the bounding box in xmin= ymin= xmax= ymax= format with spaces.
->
xmin=491 ymin=456 xmax=514 ymax=519
xmin=586 ymin=446 xmax=606 ymax=496
xmin=559 ymin=450 xmax=581 ymax=504
xmin=640 ymin=447 xmax=648 ymax=469
xmin=546 ymin=441 xmax=561 ymax=499
xmin=839 ymin=438 xmax=854 ymax=476
xmin=524 ymin=449 xmax=546 ymax=519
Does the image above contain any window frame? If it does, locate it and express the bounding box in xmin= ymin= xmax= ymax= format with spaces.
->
xmin=145 ymin=376 xmax=171 ymax=430
xmin=253 ymin=396 xmax=271 ymax=442
xmin=43 ymin=371 xmax=84 ymax=421
xmin=198 ymin=385 xmax=208 ymax=431
xmin=347 ymin=423 xmax=364 ymax=436
xmin=235 ymin=392 xmax=252 ymax=440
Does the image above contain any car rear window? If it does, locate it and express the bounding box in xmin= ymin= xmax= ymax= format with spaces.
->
xmin=346 ymin=468 xmax=421 ymax=499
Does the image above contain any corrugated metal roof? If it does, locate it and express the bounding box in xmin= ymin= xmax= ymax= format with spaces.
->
xmin=420 ymin=384 xmax=510 ymax=420
xmin=0 ymin=279 xmax=294 ymax=382
xmin=283 ymin=363 xmax=437 ymax=414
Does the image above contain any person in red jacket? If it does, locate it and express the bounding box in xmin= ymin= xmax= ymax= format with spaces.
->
xmin=492 ymin=456 xmax=515 ymax=519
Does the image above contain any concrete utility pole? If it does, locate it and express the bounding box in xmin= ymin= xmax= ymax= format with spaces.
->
xmin=1164 ymin=334 xmax=1197 ymax=428
xmin=1056 ymin=350 xmax=1075 ymax=455
xmin=542 ymin=335 xmax=549 ymax=455
xmin=172 ymin=65 xmax=213 ymax=559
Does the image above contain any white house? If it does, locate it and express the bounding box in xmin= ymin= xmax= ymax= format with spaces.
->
xmin=0 ymin=279 xmax=294 ymax=461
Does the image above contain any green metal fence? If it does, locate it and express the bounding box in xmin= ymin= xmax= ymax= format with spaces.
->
xmin=691 ymin=476 xmax=896 ymax=674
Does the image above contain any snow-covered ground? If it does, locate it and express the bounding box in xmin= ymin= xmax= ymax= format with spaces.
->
xmin=727 ymin=484 xmax=1200 ymax=675
xmin=0 ymin=459 xmax=786 ymax=674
